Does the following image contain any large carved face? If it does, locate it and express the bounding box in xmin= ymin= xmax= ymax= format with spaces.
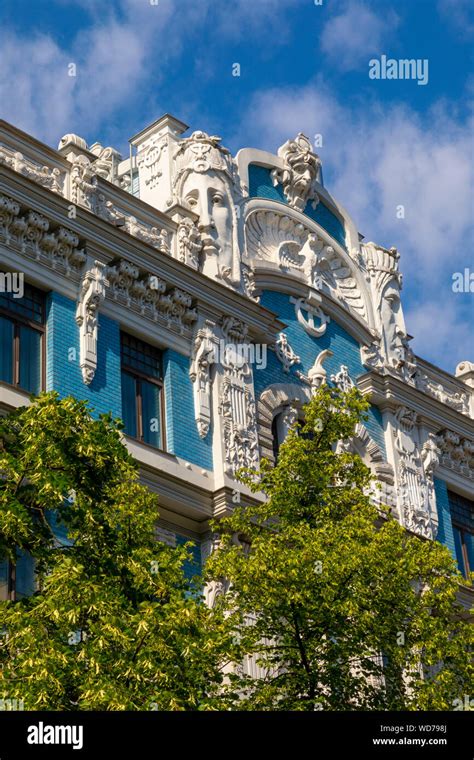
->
xmin=292 ymin=160 xmax=316 ymax=197
xmin=181 ymin=169 xmax=233 ymax=279
xmin=381 ymin=283 xmax=405 ymax=365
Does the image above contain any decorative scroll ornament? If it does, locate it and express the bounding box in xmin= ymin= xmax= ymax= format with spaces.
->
xmin=290 ymin=292 xmax=329 ymax=337
xmin=189 ymin=321 xmax=217 ymax=438
xmin=125 ymin=216 xmax=170 ymax=253
xmin=89 ymin=143 xmax=122 ymax=182
xmin=271 ymin=133 xmax=321 ymax=212
xmin=177 ymin=217 xmax=202 ymax=269
xmin=273 ymin=333 xmax=301 ymax=373
xmin=360 ymin=340 xmax=385 ymax=371
xmin=76 ymin=260 xmax=108 ymax=385
xmin=330 ymin=365 xmax=355 ymax=392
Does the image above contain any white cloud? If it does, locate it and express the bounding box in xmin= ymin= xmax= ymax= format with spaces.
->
xmin=0 ymin=0 xmax=300 ymax=147
xmin=437 ymin=0 xmax=474 ymax=39
xmin=232 ymin=82 xmax=473 ymax=371
xmin=320 ymin=1 xmax=399 ymax=71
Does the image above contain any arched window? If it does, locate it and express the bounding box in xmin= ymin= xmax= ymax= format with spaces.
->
xmin=272 ymin=406 xmax=301 ymax=463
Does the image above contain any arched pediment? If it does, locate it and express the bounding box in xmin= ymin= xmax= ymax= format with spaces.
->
xmin=242 ymin=199 xmax=373 ymax=328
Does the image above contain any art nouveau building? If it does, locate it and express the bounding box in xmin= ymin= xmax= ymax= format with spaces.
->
xmin=0 ymin=115 xmax=473 ymax=611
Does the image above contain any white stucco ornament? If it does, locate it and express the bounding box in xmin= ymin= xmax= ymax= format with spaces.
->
xmin=271 ymin=133 xmax=321 ymax=212
xmin=273 ymin=333 xmax=301 ymax=373
xmin=76 ymin=259 xmax=108 ymax=385
xmin=290 ymin=292 xmax=329 ymax=337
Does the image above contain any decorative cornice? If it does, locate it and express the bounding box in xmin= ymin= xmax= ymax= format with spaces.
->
xmin=357 ymin=370 xmax=474 ymax=440
xmin=436 ymin=430 xmax=474 ymax=481
xmin=0 ymin=191 xmax=86 ymax=276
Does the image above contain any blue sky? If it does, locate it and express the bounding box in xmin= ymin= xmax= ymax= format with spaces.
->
xmin=0 ymin=0 xmax=472 ymax=372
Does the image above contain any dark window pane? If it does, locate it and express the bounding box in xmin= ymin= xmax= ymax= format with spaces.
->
xmin=448 ymin=491 xmax=474 ymax=532
xmin=466 ymin=533 xmax=474 ymax=574
xmin=19 ymin=325 xmax=41 ymax=393
xmin=452 ymin=526 xmax=466 ymax=576
xmin=121 ymin=371 xmax=137 ymax=438
xmin=121 ymin=333 xmax=162 ymax=378
xmin=15 ymin=551 xmax=35 ymax=598
xmin=0 ymin=560 xmax=8 ymax=601
xmin=142 ymin=379 xmax=162 ymax=448
xmin=0 ymin=316 xmax=14 ymax=384
xmin=0 ymin=278 xmax=44 ymax=324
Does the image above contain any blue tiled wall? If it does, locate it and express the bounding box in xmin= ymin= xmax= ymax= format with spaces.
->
xmin=256 ymin=290 xmax=386 ymax=458
xmin=46 ymin=292 xmax=122 ymax=419
xmin=248 ymin=164 xmax=346 ymax=249
xmin=434 ymin=478 xmax=457 ymax=559
xmin=163 ymin=349 xmax=213 ymax=471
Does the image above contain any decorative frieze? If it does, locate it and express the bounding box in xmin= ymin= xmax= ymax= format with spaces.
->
xmin=436 ymin=430 xmax=474 ymax=481
xmin=106 ymin=257 xmax=197 ymax=332
xmin=0 ymin=146 xmax=65 ymax=195
xmin=0 ymin=193 xmax=86 ymax=275
xmin=125 ymin=216 xmax=170 ymax=253
xmin=360 ymin=335 xmax=471 ymax=417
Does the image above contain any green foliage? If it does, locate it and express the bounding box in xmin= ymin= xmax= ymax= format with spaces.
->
xmin=0 ymin=393 xmax=235 ymax=710
xmin=205 ymin=386 xmax=474 ymax=711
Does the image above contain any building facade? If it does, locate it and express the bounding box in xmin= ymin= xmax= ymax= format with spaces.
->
xmin=0 ymin=115 xmax=473 ymax=611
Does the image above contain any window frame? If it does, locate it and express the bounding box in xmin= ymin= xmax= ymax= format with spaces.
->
xmin=448 ymin=490 xmax=474 ymax=580
xmin=0 ymin=287 xmax=46 ymax=393
xmin=120 ymin=333 xmax=166 ymax=451
xmin=452 ymin=521 xmax=472 ymax=579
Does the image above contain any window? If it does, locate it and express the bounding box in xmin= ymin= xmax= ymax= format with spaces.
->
xmin=120 ymin=332 xmax=164 ymax=449
xmin=0 ymin=277 xmax=45 ymax=394
xmin=449 ymin=491 xmax=474 ymax=580
xmin=272 ymin=407 xmax=309 ymax=463
xmin=0 ymin=553 xmax=36 ymax=601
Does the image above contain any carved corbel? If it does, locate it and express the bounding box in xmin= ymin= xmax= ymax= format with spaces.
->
xmin=76 ymin=260 xmax=108 ymax=385
xmin=190 ymin=321 xmax=218 ymax=437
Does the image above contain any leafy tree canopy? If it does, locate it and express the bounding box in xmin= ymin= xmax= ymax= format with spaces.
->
xmin=205 ymin=386 xmax=474 ymax=711
xmin=0 ymin=393 xmax=235 ymax=710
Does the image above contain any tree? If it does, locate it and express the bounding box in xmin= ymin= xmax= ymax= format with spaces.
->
xmin=205 ymin=386 xmax=474 ymax=711
xmin=0 ymin=393 xmax=235 ymax=710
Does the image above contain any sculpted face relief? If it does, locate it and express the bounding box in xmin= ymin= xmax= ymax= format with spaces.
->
xmin=182 ymin=169 xmax=234 ymax=281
